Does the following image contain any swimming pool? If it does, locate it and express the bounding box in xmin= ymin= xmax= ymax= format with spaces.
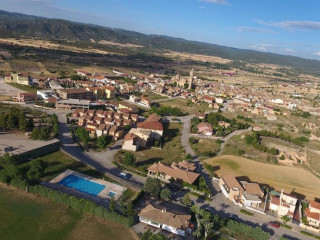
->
xmin=107 ymin=191 xmax=116 ymax=198
xmin=58 ymin=174 xmax=105 ymax=196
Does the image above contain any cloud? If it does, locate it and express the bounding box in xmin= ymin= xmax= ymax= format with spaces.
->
xmin=250 ymin=43 xmax=274 ymax=52
xmin=200 ymin=0 xmax=230 ymax=5
xmin=284 ymin=48 xmax=294 ymax=53
xmin=237 ymin=26 xmax=274 ymax=33
xmin=315 ymin=52 xmax=320 ymax=56
xmin=255 ymin=19 xmax=320 ymax=30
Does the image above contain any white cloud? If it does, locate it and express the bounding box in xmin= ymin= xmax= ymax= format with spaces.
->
xmin=255 ymin=19 xmax=320 ymax=31
xmin=237 ymin=26 xmax=274 ymax=33
xmin=200 ymin=0 xmax=230 ymax=5
xmin=284 ymin=48 xmax=294 ymax=53
xmin=315 ymin=52 xmax=320 ymax=56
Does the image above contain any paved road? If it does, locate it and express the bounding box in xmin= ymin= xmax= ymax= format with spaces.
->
xmin=25 ymin=104 xmax=145 ymax=191
xmin=0 ymin=77 xmax=24 ymax=96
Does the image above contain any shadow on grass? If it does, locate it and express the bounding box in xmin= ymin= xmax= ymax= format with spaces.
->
xmin=136 ymin=157 xmax=163 ymax=167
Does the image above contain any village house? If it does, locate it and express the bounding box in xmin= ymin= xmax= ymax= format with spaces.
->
xmin=269 ymin=190 xmax=298 ymax=218
xmin=194 ymin=112 xmax=207 ymax=120
xmin=57 ymin=88 xmax=93 ymax=100
xmin=147 ymin=161 xmax=199 ymax=185
xmin=197 ymin=122 xmax=213 ymax=136
xmin=138 ymin=204 xmax=192 ymax=237
xmin=5 ymin=73 xmax=31 ymax=85
xmin=219 ymin=174 xmax=244 ymax=206
xmin=12 ymin=92 xmax=37 ymax=102
xmin=137 ymin=114 xmax=163 ymax=140
xmin=122 ymin=133 xmax=141 ymax=151
xmin=305 ymin=200 xmax=320 ymax=228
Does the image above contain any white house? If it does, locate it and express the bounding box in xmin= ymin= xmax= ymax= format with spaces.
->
xmin=138 ymin=204 xmax=192 ymax=237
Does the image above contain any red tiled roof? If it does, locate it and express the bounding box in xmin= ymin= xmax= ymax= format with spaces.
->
xmin=137 ymin=121 xmax=163 ymax=131
xmin=310 ymin=200 xmax=320 ymax=211
xmin=271 ymin=196 xmax=280 ymax=206
xmin=305 ymin=208 xmax=320 ymax=221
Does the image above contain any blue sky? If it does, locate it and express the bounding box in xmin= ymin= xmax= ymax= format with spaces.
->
xmin=1 ymin=0 xmax=320 ymax=60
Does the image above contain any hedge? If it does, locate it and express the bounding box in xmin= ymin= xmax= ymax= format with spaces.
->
xmin=300 ymin=231 xmax=320 ymax=240
xmin=29 ymin=185 xmax=133 ymax=226
xmin=240 ymin=209 xmax=253 ymax=216
xmin=225 ymin=221 xmax=270 ymax=240
xmin=0 ymin=174 xmax=133 ymax=227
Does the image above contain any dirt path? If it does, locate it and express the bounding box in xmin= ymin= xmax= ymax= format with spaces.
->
xmin=37 ymin=62 xmax=51 ymax=75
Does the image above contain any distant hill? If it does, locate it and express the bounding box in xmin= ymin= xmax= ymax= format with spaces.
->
xmin=1 ymin=9 xmax=320 ymax=75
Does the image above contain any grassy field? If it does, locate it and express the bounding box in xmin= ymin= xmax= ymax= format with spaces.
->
xmin=190 ymin=138 xmax=221 ymax=157
xmin=0 ymin=62 xmax=12 ymax=71
xmin=159 ymin=98 xmax=211 ymax=114
xmin=119 ymin=122 xmax=186 ymax=169
xmin=7 ymin=82 xmax=41 ymax=93
xmin=0 ymin=184 xmax=137 ymax=240
xmin=206 ymin=155 xmax=320 ymax=199
xmin=0 ymin=95 xmax=11 ymax=100
xmin=221 ymin=135 xmax=273 ymax=163
xmin=144 ymin=91 xmax=168 ymax=101
xmin=22 ymin=150 xmax=137 ymax=199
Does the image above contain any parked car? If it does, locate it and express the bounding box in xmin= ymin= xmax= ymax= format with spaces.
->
xmin=205 ymin=206 xmax=216 ymax=213
xmin=119 ymin=172 xmax=130 ymax=179
xmin=268 ymin=221 xmax=280 ymax=228
xmin=228 ymin=214 xmax=239 ymax=221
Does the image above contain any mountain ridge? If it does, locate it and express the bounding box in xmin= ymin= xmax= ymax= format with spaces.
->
xmin=0 ymin=9 xmax=320 ymax=75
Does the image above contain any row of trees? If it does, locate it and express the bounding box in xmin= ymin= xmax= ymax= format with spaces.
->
xmin=149 ymin=106 xmax=185 ymax=117
xmin=0 ymin=153 xmax=46 ymax=186
xmin=191 ymin=206 xmax=270 ymax=240
xmin=256 ymin=130 xmax=306 ymax=147
xmin=245 ymin=132 xmax=278 ymax=155
xmin=30 ymin=114 xmax=59 ymax=140
xmin=143 ymin=178 xmax=172 ymax=201
xmin=0 ymin=107 xmax=33 ymax=132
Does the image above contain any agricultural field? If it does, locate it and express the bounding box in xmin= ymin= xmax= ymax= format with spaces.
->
xmin=159 ymin=98 xmax=211 ymax=114
xmin=206 ymin=155 xmax=320 ymax=199
xmin=0 ymin=184 xmax=137 ymax=240
xmin=118 ymin=122 xmax=186 ymax=170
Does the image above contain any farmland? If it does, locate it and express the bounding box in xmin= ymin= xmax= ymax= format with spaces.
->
xmin=206 ymin=155 xmax=320 ymax=199
xmin=0 ymin=183 xmax=137 ymax=240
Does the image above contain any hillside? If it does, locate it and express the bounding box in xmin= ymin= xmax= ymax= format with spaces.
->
xmin=1 ymin=9 xmax=320 ymax=75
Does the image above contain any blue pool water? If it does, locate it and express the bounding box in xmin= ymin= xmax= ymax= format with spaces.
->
xmin=59 ymin=174 xmax=105 ymax=196
xmin=107 ymin=191 xmax=116 ymax=198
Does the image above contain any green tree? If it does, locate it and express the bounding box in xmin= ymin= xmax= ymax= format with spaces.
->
xmin=109 ymin=198 xmax=116 ymax=211
xmin=143 ymin=177 xmax=162 ymax=198
xmin=18 ymin=112 xmax=28 ymax=132
xmin=31 ymin=127 xmax=40 ymax=139
xmin=281 ymin=215 xmax=291 ymax=225
xmin=76 ymin=127 xmax=90 ymax=147
xmin=26 ymin=118 xmax=34 ymax=131
xmin=160 ymin=188 xmax=172 ymax=200
xmin=0 ymin=114 xmax=8 ymax=130
xmin=97 ymin=135 xmax=111 ymax=149
xmin=182 ymin=194 xmax=192 ymax=206
xmin=7 ymin=112 xmax=19 ymax=129
xmin=27 ymin=159 xmax=46 ymax=183
xmin=123 ymin=152 xmax=136 ymax=166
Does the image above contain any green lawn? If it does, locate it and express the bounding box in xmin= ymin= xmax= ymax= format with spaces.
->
xmin=0 ymin=184 xmax=137 ymax=240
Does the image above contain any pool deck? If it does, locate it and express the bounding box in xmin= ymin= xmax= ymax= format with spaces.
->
xmin=49 ymin=169 xmax=127 ymax=201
